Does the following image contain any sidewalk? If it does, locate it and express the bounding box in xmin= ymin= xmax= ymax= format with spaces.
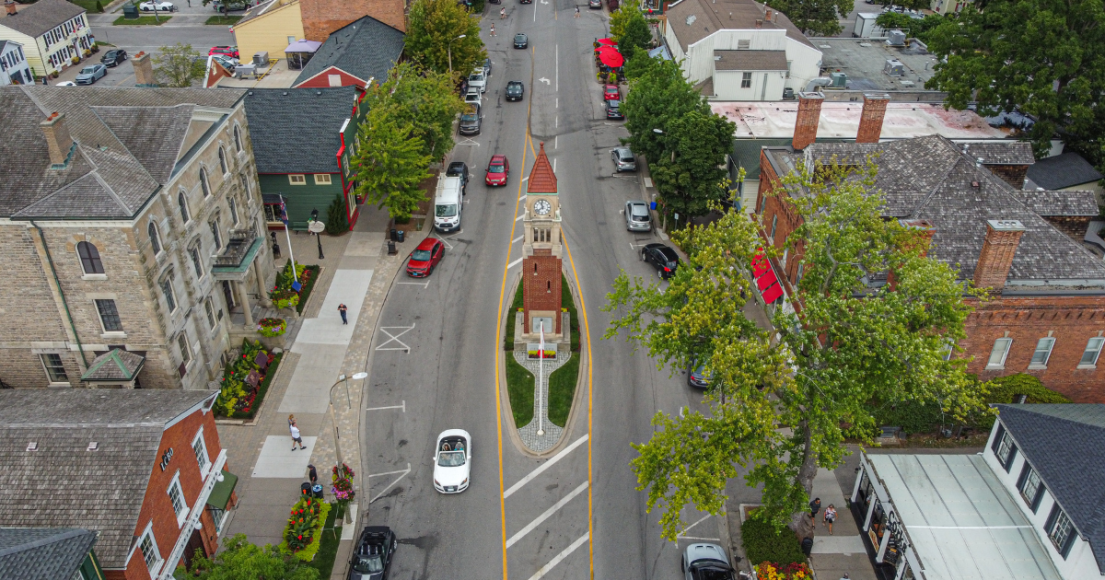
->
xmin=216 ymin=206 xmax=430 ymax=578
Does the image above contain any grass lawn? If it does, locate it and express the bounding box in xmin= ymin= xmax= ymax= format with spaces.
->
xmin=113 ymin=15 xmax=172 ymax=25
xmin=505 ymin=355 xmax=535 ymax=427
xmin=307 ymin=502 xmax=344 ymax=576
xmin=70 ymin=0 xmax=102 ymax=12
xmin=503 ymin=279 xmax=524 ymax=349
xmin=205 ymin=15 xmax=243 ymax=24
xmin=547 ymin=352 xmax=578 ymax=427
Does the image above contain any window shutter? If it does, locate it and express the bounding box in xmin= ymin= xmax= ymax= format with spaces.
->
xmin=1061 ymin=527 xmax=1076 ymax=558
xmin=1031 ymin=485 xmax=1045 ymax=513
xmin=991 ymin=424 xmax=1005 ymax=454
xmin=1045 ymin=504 xmax=1059 ymax=533
xmin=1004 ymin=443 xmax=1017 ymax=472
xmin=1016 ymin=463 xmax=1030 ymax=490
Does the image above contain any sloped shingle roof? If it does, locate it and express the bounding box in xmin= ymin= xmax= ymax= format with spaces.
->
xmin=1027 ymin=152 xmax=1105 ymax=190
xmin=996 ymin=404 xmax=1105 ymax=574
xmin=0 ymin=0 xmax=85 ymax=38
xmin=666 ymin=0 xmax=814 ymax=52
xmin=242 ymin=86 xmax=357 ymax=174
xmin=293 ymin=15 xmax=403 ymax=88
xmin=0 ymin=528 xmax=97 ymax=579
xmin=527 ymin=142 xmax=558 ymax=194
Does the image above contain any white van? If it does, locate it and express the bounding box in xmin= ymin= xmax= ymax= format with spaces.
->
xmin=434 ymin=176 xmax=464 ymax=232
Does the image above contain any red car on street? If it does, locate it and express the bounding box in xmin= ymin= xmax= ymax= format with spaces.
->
xmin=486 ymin=154 xmax=510 ymax=186
xmin=406 ymin=238 xmax=445 ymax=277
xmin=604 ymin=83 xmax=620 ymax=100
xmin=209 ymin=46 xmax=240 ymax=59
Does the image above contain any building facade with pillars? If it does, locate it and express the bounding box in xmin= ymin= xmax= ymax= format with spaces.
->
xmin=0 ymin=85 xmax=275 ymax=390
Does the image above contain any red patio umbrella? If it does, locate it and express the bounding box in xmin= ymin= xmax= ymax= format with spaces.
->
xmin=597 ymin=38 xmax=618 ymax=47
xmin=597 ymin=48 xmax=625 ymax=68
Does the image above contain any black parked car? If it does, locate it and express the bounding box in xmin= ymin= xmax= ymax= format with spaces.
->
xmin=100 ymin=49 xmax=127 ymax=67
xmin=514 ymin=33 xmax=529 ymax=49
xmin=446 ymin=161 xmax=469 ymax=192
xmin=349 ymin=526 xmax=397 ymax=580
xmin=605 ymin=98 xmax=624 ymax=120
xmin=506 ymin=80 xmax=524 ymax=101
xmin=687 ymin=360 xmax=710 ymax=389
xmin=641 ymin=243 xmax=680 ymax=279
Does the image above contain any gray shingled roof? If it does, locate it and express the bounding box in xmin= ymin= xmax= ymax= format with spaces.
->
xmin=964 ymin=141 xmax=1035 ymax=166
xmin=0 ymin=390 xmax=214 ymax=568
xmin=0 ymin=86 xmax=245 ymax=219
xmin=666 ymin=0 xmax=815 ymax=52
xmin=1027 ymin=152 xmax=1105 ymax=190
xmin=293 ymin=15 xmax=404 ymax=88
xmin=714 ymin=50 xmax=788 ymax=71
xmin=81 ymin=349 xmax=145 ymax=382
xmin=774 ymin=135 xmax=1105 ymax=282
xmin=243 ymin=86 xmax=358 ymax=174
xmin=0 ymin=528 xmax=97 ymax=579
xmin=1011 ymin=189 xmax=1100 ymax=217
xmin=0 ymin=0 xmax=85 ymax=38
xmin=995 ymin=404 xmax=1105 ymax=574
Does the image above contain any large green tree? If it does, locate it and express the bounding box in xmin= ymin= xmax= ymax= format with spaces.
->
xmin=352 ymin=105 xmax=432 ymax=221
xmin=405 ymin=0 xmax=487 ymax=78
xmin=622 ymin=58 xmax=709 ymax=166
xmin=875 ymin=12 xmax=944 ymax=41
xmin=925 ymin=1 xmax=1105 ymax=164
xmin=649 ymin=110 xmax=736 ymax=220
xmin=174 ymin=534 xmax=319 ymax=580
xmin=372 ymin=61 xmax=465 ymax=160
xmin=765 ymin=0 xmax=852 ymax=36
xmin=152 ymin=43 xmax=205 ymax=87
xmin=604 ymin=161 xmax=984 ymax=539
xmin=610 ymin=4 xmax=652 ymax=58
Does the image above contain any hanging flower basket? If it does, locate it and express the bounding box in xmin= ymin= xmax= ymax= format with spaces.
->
xmin=257 ymin=317 xmax=287 ymax=337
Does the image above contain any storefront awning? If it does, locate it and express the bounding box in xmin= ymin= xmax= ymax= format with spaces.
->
xmin=206 ymin=469 xmax=239 ymax=510
xmin=751 ymin=249 xmax=784 ymax=303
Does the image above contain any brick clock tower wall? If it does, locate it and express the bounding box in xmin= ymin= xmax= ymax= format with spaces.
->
xmin=300 ymin=0 xmax=406 ymax=41
xmin=522 ymin=255 xmax=562 ymax=334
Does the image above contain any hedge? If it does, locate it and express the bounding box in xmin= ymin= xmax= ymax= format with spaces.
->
xmin=741 ymin=517 xmax=806 ymax=568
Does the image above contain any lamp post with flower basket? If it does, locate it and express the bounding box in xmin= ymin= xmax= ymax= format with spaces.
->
xmin=329 ymin=372 xmax=367 ymax=523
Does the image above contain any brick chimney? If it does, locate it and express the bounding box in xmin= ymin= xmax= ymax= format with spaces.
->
xmin=792 ymin=92 xmax=823 ymax=151
xmin=856 ymin=93 xmax=890 ymax=144
xmin=765 ymin=8 xmax=772 ymax=20
xmin=133 ymin=51 xmax=155 ymax=86
xmin=4 ymin=1 xmax=16 ymax=16
xmin=40 ymin=112 xmax=74 ymax=166
xmin=974 ymin=219 xmax=1025 ymax=292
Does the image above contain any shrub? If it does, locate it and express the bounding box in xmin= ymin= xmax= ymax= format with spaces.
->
xmin=214 ymin=339 xmax=278 ymax=418
xmin=95 ymin=0 xmax=103 ymax=12
xmin=972 ymin=373 xmax=1070 ymax=429
xmin=280 ymin=497 xmax=331 ymax=562
xmin=756 ymin=561 xmax=813 ymax=580
xmin=257 ymin=317 xmax=287 ymax=337
xmin=325 ymin=193 xmax=349 ymax=235
xmin=741 ymin=517 xmax=806 ymax=568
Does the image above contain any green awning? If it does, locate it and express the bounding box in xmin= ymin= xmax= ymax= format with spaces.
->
xmin=207 ymin=468 xmax=239 ymax=510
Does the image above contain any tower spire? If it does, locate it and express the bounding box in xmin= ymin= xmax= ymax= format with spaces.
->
xmin=527 ymin=142 xmax=558 ymax=194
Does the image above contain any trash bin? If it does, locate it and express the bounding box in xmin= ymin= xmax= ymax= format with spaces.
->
xmin=387 ymin=240 xmax=398 ymax=255
xmin=390 ymin=228 xmax=398 ymax=242
xmin=396 ymin=229 xmax=405 ymax=243
xmin=312 ymin=484 xmax=324 ymax=499
xmin=122 ymin=3 xmax=139 ymax=18
xmin=801 ymin=536 xmax=813 ymax=557
xmin=300 ymin=482 xmax=312 ymax=497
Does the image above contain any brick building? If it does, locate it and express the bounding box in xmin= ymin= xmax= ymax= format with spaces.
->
xmin=521 ymin=143 xmax=564 ymax=336
xmin=0 ymin=86 xmax=276 ymax=390
xmin=0 ymin=389 xmax=239 ymax=580
xmin=299 ymin=0 xmax=406 ymax=42
xmin=754 ymin=92 xmax=1105 ymax=402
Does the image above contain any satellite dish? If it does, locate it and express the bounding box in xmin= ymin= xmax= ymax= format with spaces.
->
xmin=308 ymin=220 xmax=325 ymax=234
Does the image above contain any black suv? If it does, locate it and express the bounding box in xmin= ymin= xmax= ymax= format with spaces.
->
xmin=446 ymin=161 xmax=469 ymax=191
xmin=506 ymin=80 xmax=524 ymax=101
xmin=641 ymin=243 xmax=680 ymax=279
xmin=605 ymin=99 xmax=624 ymax=120
xmin=100 ymin=49 xmax=127 ymax=67
xmin=349 ymin=526 xmax=397 ymax=580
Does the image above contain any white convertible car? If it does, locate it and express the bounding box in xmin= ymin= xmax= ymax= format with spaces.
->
xmin=433 ymin=429 xmax=471 ymax=494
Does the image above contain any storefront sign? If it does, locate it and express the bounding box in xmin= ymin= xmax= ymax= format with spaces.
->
xmin=159 ymin=447 xmax=174 ymax=471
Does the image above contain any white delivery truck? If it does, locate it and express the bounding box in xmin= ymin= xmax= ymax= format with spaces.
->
xmin=853 ymin=13 xmax=885 ymax=38
xmin=434 ymin=175 xmax=464 ymax=232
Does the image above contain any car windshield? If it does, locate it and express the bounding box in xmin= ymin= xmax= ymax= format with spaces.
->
xmin=438 ymin=450 xmax=466 ymax=467
xmin=80 ymin=67 xmax=95 ymax=74
xmin=436 ymin=204 xmax=457 ymax=217
xmin=447 ymin=164 xmax=464 ymax=175
xmin=489 ymin=164 xmax=504 ymax=173
xmin=461 ymin=112 xmax=478 ymax=122
xmin=609 ymin=100 xmax=620 ymax=108
xmin=469 ymin=72 xmax=483 ymax=82
xmin=352 ymin=555 xmax=384 ymax=574
xmin=659 ymin=248 xmax=678 ymax=262
xmin=412 ymin=249 xmax=432 ymax=261
xmin=691 ymin=561 xmax=733 ymax=579
xmin=515 ymin=34 xmax=526 ymax=41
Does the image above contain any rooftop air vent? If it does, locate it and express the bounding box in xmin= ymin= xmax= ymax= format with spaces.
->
xmin=26 ymin=442 xmax=37 ymax=451
xmin=88 ymin=442 xmax=99 ymax=451
xmin=686 ymin=14 xmax=696 ymax=25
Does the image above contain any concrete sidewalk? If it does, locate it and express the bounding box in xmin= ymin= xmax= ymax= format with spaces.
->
xmin=216 ymin=206 xmax=430 ymax=578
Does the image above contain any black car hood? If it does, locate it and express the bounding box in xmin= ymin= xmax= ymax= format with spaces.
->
xmin=349 ymin=572 xmax=383 ymax=580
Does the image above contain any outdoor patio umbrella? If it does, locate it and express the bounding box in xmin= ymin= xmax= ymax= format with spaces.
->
xmin=597 ymin=48 xmax=625 ymax=68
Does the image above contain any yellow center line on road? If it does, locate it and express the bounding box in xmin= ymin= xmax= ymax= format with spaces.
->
xmin=562 ymin=238 xmax=594 ymax=580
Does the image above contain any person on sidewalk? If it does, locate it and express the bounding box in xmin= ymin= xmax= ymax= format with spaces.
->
xmin=500 ymin=7 xmax=505 ymax=17
xmin=824 ymin=504 xmax=837 ymax=535
xmin=307 ymin=464 xmax=318 ymax=485
xmin=290 ymin=421 xmax=307 ymax=451
xmin=575 ymin=6 xmax=580 ymax=17
xmin=839 ymin=575 xmax=850 ymax=580
xmin=490 ymin=24 xmax=496 ymax=36
xmin=809 ymin=497 xmax=821 ymax=518
xmin=338 ymin=303 xmax=348 ymax=324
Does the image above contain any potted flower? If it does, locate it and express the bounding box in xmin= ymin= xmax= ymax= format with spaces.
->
xmin=331 ymin=462 xmax=356 ymax=515
xmin=257 ymin=317 xmax=287 ymax=337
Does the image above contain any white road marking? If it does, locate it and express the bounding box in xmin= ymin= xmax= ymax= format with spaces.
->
xmin=435 ymin=236 xmax=454 ymax=250
xmin=525 ymin=532 xmax=590 ymax=580
xmin=508 ymin=257 xmax=524 ymax=269
xmin=519 ymin=195 xmax=527 ymax=201
xmin=368 ymin=466 xmax=413 ymax=477
xmin=458 ymin=138 xmax=481 ymax=147
xmin=396 ymin=280 xmax=430 ymax=288
xmin=677 ymin=514 xmax=712 ymax=538
xmin=506 ymin=481 xmax=588 ymax=548
xmin=678 ymin=536 xmax=721 ymax=542
xmin=376 ymin=324 xmax=415 ymax=352
xmin=553 ymin=159 xmax=556 ymax=172
xmin=555 ymin=44 xmax=558 ymax=92
xmin=512 ymin=235 xmax=524 ymax=244
xmin=516 ymin=214 xmax=525 ymax=221
xmin=538 ymin=77 xmax=551 ymax=84
xmin=504 ymin=434 xmax=588 ymax=498
xmin=523 ymin=176 xmax=529 ymax=182
xmin=365 ymin=401 xmax=406 ymax=412
xmin=369 ymin=463 xmax=411 ymax=503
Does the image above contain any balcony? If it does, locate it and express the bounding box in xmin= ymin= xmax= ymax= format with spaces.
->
xmin=212 ymin=227 xmax=263 ymax=278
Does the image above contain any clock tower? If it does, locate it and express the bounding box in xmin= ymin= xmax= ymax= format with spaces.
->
xmin=522 ymin=143 xmax=563 ymax=336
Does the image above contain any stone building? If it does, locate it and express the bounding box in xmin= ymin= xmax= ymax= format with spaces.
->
xmin=0 ymin=85 xmax=275 ymax=390
xmin=753 ymin=93 xmax=1105 ymax=402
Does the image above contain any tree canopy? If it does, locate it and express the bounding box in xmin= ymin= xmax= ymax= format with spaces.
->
xmin=405 ymin=0 xmax=487 ymax=78
xmin=765 ymin=0 xmax=853 ymax=36
xmin=610 ymin=4 xmax=652 ymax=58
xmin=603 ymin=161 xmax=984 ymax=539
xmin=874 ymin=12 xmax=944 ymax=41
xmin=373 ymin=61 xmax=466 ymax=160
xmin=152 ymin=43 xmax=205 ymax=88
xmin=352 ymin=105 xmax=432 ymax=222
xmin=173 ymin=534 xmax=319 ymax=580
xmin=925 ymin=0 xmax=1105 ymax=165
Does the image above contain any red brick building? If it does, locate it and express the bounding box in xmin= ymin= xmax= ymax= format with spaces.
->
xmin=522 ymin=143 xmax=564 ymax=336
xmin=0 ymin=390 xmax=239 ymax=580
xmin=754 ymin=93 xmax=1105 ymax=402
xmin=299 ymin=0 xmax=406 ymax=42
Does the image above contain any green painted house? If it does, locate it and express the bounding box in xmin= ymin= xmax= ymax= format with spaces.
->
xmin=243 ymin=86 xmax=369 ymax=230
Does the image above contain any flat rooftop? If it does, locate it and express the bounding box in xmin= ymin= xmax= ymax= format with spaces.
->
xmin=216 ymin=58 xmax=298 ymax=89
xmin=868 ymin=454 xmax=1062 ymax=580
xmin=810 ymin=37 xmax=940 ymax=93
xmin=711 ymin=101 xmax=1008 ymax=140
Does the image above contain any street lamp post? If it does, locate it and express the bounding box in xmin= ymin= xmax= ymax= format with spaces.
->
xmin=329 ymin=372 xmax=368 ymax=523
xmin=309 ymin=208 xmax=324 ymax=260
xmin=447 ymin=34 xmax=467 ymax=77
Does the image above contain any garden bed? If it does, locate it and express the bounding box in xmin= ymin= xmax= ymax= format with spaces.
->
xmin=271 ymin=261 xmax=321 ymax=315
xmin=307 ymin=502 xmax=343 ymax=577
xmin=506 ymin=355 xmax=535 ymax=426
xmin=214 ymin=339 xmax=282 ymax=419
xmin=741 ymin=515 xmax=806 ymax=568
xmin=279 ymin=497 xmax=331 ymax=562
xmin=113 ymin=15 xmax=171 ymax=25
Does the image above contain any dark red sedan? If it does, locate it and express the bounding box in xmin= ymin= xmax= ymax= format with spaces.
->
xmin=406 ymin=237 xmax=445 ymax=277
xmin=486 ymin=154 xmax=510 ymax=186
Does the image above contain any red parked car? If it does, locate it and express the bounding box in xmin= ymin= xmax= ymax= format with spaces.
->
xmin=209 ymin=46 xmax=240 ymax=59
xmin=603 ymin=83 xmax=620 ymax=100
xmin=406 ymin=237 xmax=445 ymax=277
xmin=486 ymin=154 xmax=510 ymax=186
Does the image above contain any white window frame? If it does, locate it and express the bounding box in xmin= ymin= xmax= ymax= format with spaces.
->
xmin=314 ymin=174 xmax=332 ymax=185
xmin=1019 ymin=465 xmax=1043 ymax=511
xmin=40 ymin=353 xmax=69 ymax=384
xmin=289 ymin=174 xmax=306 ymax=185
xmin=192 ymin=429 xmax=210 ymax=477
xmin=741 ymin=71 xmax=752 ymax=88
xmin=137 ymin=522 xmax=163 ymax=576
xmin=995 ymin=430 xmax=1016 ymax=469
xmin=204 ymin=297 xmax=218 ymax=332
xmin=1048 ymin=508 xmax=1075 ymax=556
xmin=167 ymin=471 xmax=188 ymax=526
xmin=1028 ymin=337 xmax=1055 ymax=369
xmin=177 ymin=333 xmax=192 ymax=367
xmin=1078 ymin=336 xmax=1105 ymax=369
xmin=986 ymin=337 xmax=1012 ymax=370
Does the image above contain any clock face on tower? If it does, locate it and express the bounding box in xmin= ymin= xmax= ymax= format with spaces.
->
xmin=533 ymin=199 xmax=552 ymax=216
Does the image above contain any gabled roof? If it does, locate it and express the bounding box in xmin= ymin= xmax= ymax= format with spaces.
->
xmin=235 ymin=0 xmax=297 ymax=28
xmin=81 ymin=348 xmax=145 ymax=382
xmin=995 ymin=404 xmax=1105 ymax=573
xmin=0 ymin=528 xmax=97 ymax=579
xmin=0 ymin=86 xmax=244 ymax=219
xmin=242 ymin=86 xmax=358 ymax=174
xmin=0 ymin=0 xmax=85 ymax=38
xmin=714 ymin=49 xmax=788 ymax=71
xmin=0 ymin=390 xmax=215 ymax=568
xmin=666 ymin=0 xmax=814 ymax=52
xmin=1027 ymin=152 xmax=1105 ymax=190
xmin=527 ymin=142 xmax=557 ymax=194
xmin=293 ymin=15 xmax=404 ymax=89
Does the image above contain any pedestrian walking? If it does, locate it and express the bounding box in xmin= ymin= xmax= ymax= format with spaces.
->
xmin=575 ymin=6 xmax=580 ymax=17
xmin=839 ymin=574 xmax=850 ymax=580
xmin=823 ymin=504 xmax=837 ymax=535
xmin=500 ymin=7 xmax=505 ymax=18
xmin=307 ymin=464 xmax=318 ymax=485
xmin=490 ymin=24 xmax=495 ymax=36
xmin=186 ymin=0 xmax=191 ymax=6
xmin=290 ymin=421 xmax=306 ymax=450
xmin=809 ymin=497 xmax=821 ymax=517
xmin=338 ymin=303 xmax=348 ymax=324
xmin=288 ymin=414 xmax=296 ymax=428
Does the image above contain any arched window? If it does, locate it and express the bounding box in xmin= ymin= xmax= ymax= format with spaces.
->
xmin=233 ymin=126 xmax=243 ymax=152
xmin=178 ymin=191 xmax=190 ymax=223
xmin=77 ymin=241 xmax=104 ymax=274
xmin=239 ymin=174 xmax=250 ymax=194
xmin=148 ymin=222 xmax=162 ymax=255
xmin=228 ymin=198 xmax=239 ymax=225
xmin=210 ymin=218 xmax=222 ymax=251
xmin=200 ymin=168 xmax=211 ymax=197
xmin=160 ymin=273 xmax=177 ymax=313
xmin=189 ymin=243 xmax=204 ymax=278
xmin=218 ymin=147 xmax=228 ymax=174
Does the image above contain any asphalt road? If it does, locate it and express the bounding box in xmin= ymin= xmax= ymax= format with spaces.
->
xmin=359 ymin=3 xmax=724 ymax=579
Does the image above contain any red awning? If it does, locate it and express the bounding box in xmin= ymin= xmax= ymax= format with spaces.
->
xmin=751 ymin=247 xmax=785 ymax=304
xmin=756 ymin=268 xmax=778 ymax=291
xmin=752 ymin=251 xmax=770 ymax=277
xmin=597 ymin=49 xmax=625 ymax=68
xmin=761 ymin=283 xmax=784 ymax=303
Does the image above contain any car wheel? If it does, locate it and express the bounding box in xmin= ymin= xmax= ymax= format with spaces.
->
xmin=640 ymin=250 xmax=646 ymax=261
xmin=657 ymin=269 xmax=664 ymax=280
